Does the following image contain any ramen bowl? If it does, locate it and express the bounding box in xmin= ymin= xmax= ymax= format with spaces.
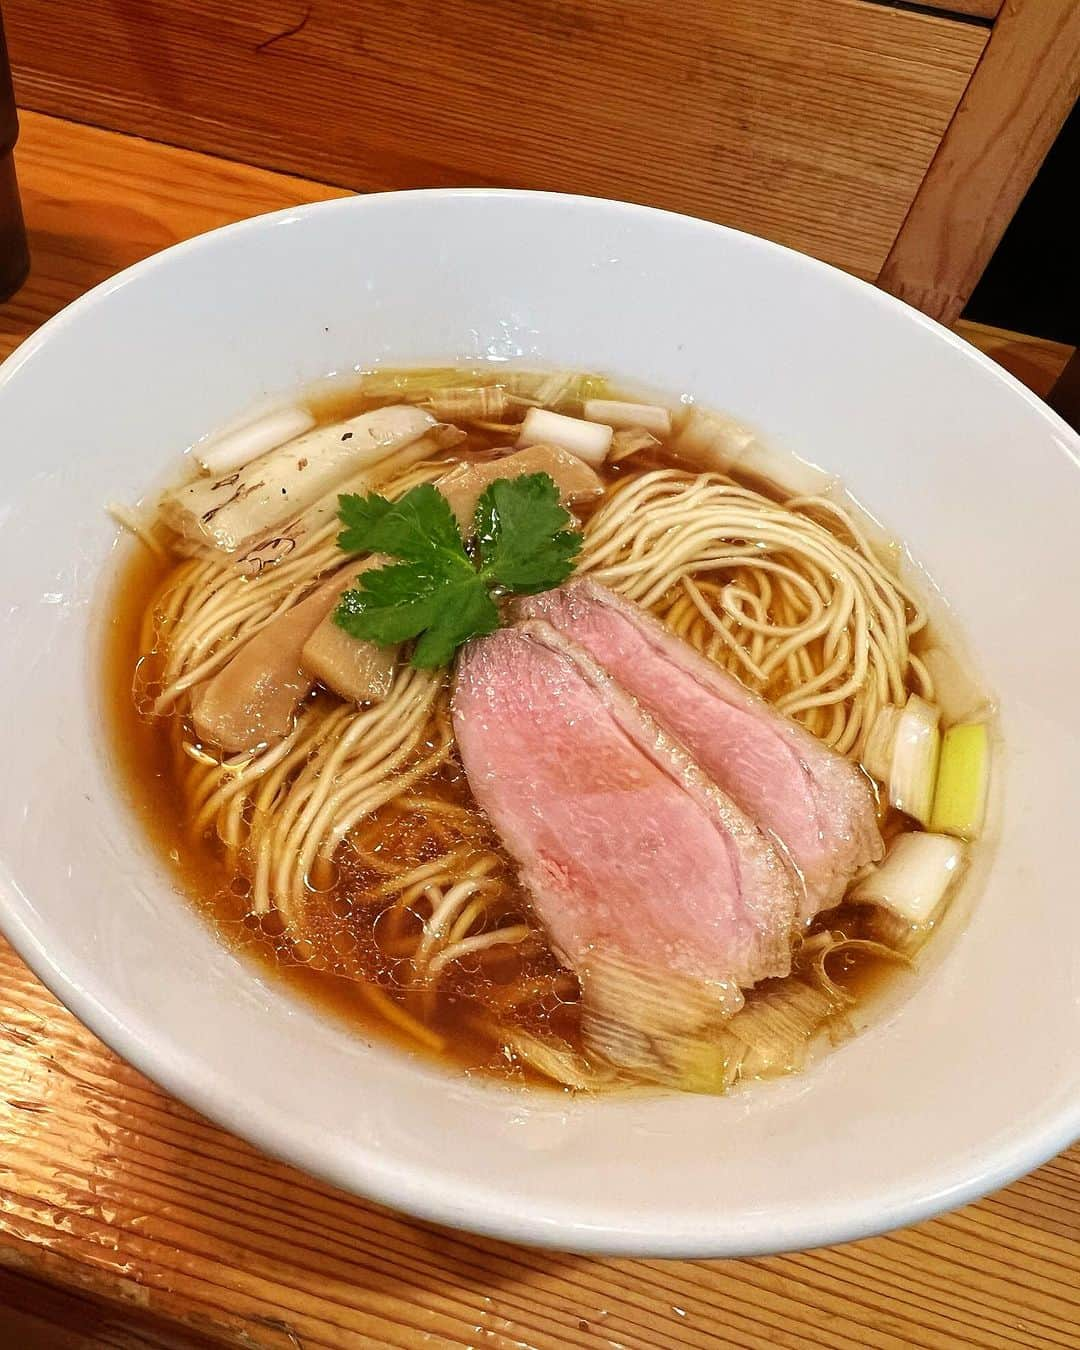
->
xmin=0 ymin=191 xmax=1077 ymax=1257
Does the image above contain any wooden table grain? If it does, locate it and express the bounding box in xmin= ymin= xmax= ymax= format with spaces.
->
xmin=0 ymin=111 xmax=1077 ymax=1350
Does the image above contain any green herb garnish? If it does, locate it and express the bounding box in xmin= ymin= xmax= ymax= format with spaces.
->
xmin=333 ymin=473 xmax=581 ymax=668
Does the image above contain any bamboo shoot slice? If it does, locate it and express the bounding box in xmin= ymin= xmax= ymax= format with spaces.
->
xmin=435 ymin=444 xmax=603 ymax=529
xmin=190 ymin=561 xmax=369 ymax=752
xmin=302 ymin=559 xmax=396 ymax=704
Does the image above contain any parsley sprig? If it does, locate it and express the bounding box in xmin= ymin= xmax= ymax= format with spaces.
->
xmin=333 ymin=473 xmax=581 ymax=668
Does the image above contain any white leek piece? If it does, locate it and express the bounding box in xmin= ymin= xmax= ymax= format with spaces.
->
xmin=517 ymin=407 xmax=613 ymax=467
xmin=583 ymin=398 xmax=672 ymax=437
xmin=734 ymin=441 xmax=836 ymax=497
xmin=864 ymin=694 xmax=941 ymax=825
xmin=930 ymin=723 xmax=990 ymax=840
xmin=861 ymin=704 xmax=902 ymax=783
xmin=196 ymin=405 xmax=315 ymax=476
xmin=669 ymin=407 xmax=754 ymax=472
xmin=919 ymin=645 xmax=990 ymax=724
xmin=161 ymin=405 xmax=436 ymax=555
xmin=851 ymin=832 xmax=965 ymax=925
xmin=891 ymin=694 xmax=941 ymax=825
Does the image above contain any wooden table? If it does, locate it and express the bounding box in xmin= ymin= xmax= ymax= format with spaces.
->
xmin=1 ymin=112 xmax=1077 ymax=1350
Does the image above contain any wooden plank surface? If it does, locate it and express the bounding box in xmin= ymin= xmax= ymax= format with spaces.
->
xmin=0 ymin=112 xmax=345 ymax=360
xmin=0 ymin=1268 xmax=227 ymax=1350
xmin=2 ymin=941 xmax=1079 ymax=1350
xmin=878 ymin=0 xmax=1080 ymax=323
xmin=2 ymin=0 xmax=987 ymax=281
xmin=1 ymin=113 xmax=1078 ymax=1349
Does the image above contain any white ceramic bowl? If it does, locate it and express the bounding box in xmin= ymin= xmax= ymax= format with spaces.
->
xmin=0 ymin=191 xmax=1077 ymax=1257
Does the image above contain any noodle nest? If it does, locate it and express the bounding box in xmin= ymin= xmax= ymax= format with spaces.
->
xmin=132 ymin=415 xmax=928 ymax=1087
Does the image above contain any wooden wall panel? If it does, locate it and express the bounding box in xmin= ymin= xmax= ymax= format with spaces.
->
xmin=3 ymin=0 xmax=985 ymax=280
xmin=879 ymin=0 xmax=1080 ymax=324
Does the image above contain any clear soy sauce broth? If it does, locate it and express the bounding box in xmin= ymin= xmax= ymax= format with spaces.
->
xmin=104 ymin=369 xmax=963 ymax=1090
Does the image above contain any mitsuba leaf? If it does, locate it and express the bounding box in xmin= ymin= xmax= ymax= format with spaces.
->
xmin=334 ymin=472 xmax=584 ymax=668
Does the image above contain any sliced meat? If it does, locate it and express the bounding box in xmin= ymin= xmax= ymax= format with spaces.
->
xmin=517 ymin=579 xmax=883 ymax=919
xmin=436 ymin=444 xmax=603 ymax=529
xmin=452 ymin=621 xmax=798 ymax=994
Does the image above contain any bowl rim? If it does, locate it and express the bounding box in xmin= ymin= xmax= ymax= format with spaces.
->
xmin=1 ymin=186 xmax=1078 ymax=1257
